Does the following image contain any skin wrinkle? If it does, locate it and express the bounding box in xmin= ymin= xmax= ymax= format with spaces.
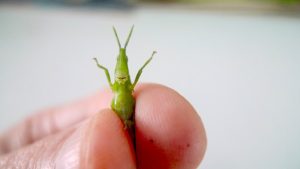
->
xmin=46 ymin=132 xmax=69 ymax=169
xmin=0 ymin=90 xmax=111 ymax=155
xmin=0 ymin=117 xmax=33 ymax=154
xmin=0 ymin=127 xmax=75 ymax=169
xmin=58 ymin=103 xmax=89 ymax=126
xmin=32 ymin=129 xmax=73 ymax=169
xmin=32 ymin=111 xmax=56 ymax=146
xmin=2 ymin=108 xmax=62 ymax=155
xmin=80 ymin=113 xmax=96 ymax=169
xmin=56 ymin=122 xmax=85 ymax=169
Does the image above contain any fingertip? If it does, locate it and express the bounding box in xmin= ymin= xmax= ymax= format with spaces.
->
xmin=81 ymin=109 xmax=136 ymax=169
xmin=135 ymin=83 xmax=207 ymax=169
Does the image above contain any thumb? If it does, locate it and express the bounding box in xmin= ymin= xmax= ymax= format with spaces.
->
xmin=0 ymin=109 xmax=136 ymax=169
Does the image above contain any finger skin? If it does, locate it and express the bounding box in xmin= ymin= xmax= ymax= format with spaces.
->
xmin=0 ymin=109 xmax=136 ymax=169
xmin=81 ymin=109 xmax=136 ymax=169
xmin=135 ymin=84 xmax=207 ymax=169
xmin=0 ymin=89 xmax=113 ymax=154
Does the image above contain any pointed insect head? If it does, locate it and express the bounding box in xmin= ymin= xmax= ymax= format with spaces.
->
xmin=113 ymin=26 xmax=134 ymax=84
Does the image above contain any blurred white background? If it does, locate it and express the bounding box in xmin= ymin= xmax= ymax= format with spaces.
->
xmin=1 ymin=3 xmax=300 ymax=169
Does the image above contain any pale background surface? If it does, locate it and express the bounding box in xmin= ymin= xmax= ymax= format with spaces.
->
xmin=1 ymin=4 xmax=300 ymax=169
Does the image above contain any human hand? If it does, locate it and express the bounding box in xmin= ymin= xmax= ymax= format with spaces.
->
xmin=0 ymin=84 xmax=206 ymax=169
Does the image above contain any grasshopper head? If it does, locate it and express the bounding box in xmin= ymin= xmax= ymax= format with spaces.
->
xmin=113 ymin=26 xmax=134 ymax=84
xmin=115 ymin=48 xmax=129 ymax=84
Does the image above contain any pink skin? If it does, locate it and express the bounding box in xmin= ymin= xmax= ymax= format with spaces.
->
xmin=0 ymin=83 xmax=206 ymax=169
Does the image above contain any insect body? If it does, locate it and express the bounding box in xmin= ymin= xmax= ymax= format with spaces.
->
xmin=93 ymin=26 xmax=156 ymax=130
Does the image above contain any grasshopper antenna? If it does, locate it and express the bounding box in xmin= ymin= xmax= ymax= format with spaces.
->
xmin=113 ymin=26 xmax=121 ymax=49
xmin=124 ymin=25 xmax=134 ymax=49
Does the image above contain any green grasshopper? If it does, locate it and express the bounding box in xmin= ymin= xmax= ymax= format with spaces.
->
xmin=93 ymin=26 xmax=156 ymax=130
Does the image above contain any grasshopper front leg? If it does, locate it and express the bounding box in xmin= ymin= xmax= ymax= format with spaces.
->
xmin=132 ymin=51 xmax=156 ymax=89
xmin=93 ymin=58 xmax=113 ymax=88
